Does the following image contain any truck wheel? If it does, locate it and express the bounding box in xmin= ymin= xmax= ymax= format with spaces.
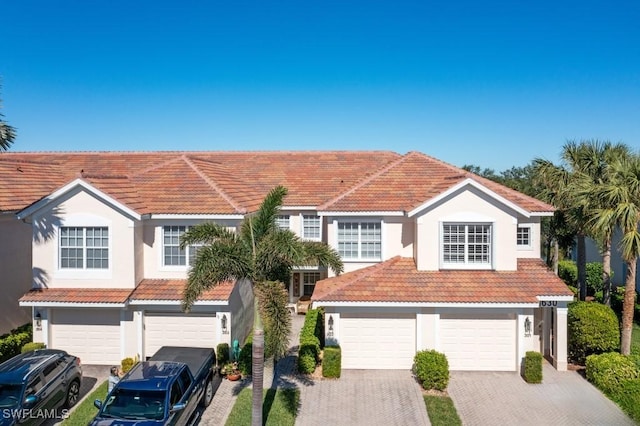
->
xmin=200 ymin=379 xmax=214 ymax=407
xmin=65 ymin=379 xmax=81 ymax=408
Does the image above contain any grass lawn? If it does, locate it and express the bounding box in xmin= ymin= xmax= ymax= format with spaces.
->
xmin=61 ymin=380 xmax=108 ymax=425
xmin=225 ymin=387 xmax=299 ymax=426
xmin=631 ymin=323 xmax=640 ymax=355
xmin=423 ymin=394 xmax=462 ymax=426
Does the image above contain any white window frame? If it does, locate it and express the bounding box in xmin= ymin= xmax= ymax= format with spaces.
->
xmin=59 ymin=226 xmax=110 ymax=270
xmin=517 ymin=225 xmax=533 ymax=250
xmin=301 ymin=214 xmax=321 ymax=241
xmin=276 ymin=215 xmax=290 ymax=231
xmin=162 ymin=226 xmax=205 ymax=268
xmin=441 ymin=222 xmax=493 ymax=269
xmin=302 ymin=272 xmax=321 ymax=297
xmin=336 ymin=220 xmax=382 ymax=261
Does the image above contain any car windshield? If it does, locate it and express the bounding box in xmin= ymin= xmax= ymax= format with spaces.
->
xmin=0 ymin=384 xmax=23 ymax=409
xmin=101 ymin=388 xmax=166 ymax=420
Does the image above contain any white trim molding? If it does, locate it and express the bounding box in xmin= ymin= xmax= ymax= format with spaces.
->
xmin=312 ymin=301 xmax=539 ymax=308
xmin=19 ymin=301 xmax=128 ymax=308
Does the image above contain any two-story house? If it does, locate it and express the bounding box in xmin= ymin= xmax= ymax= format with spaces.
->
xmin=0 ymin=151 xmax=572 ymax=371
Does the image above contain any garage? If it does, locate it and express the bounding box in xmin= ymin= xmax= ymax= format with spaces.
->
xmin=144 ymin=313 xmax=217 ymax=358
xmin=340 ymin=313 xmax=416 ymax=369
xmin=439 ymin=314 xmax=516 ymax=371
xmin=50 ymin=308 xmax=121 ymax=365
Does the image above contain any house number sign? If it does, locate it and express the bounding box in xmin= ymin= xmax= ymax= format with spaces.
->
xmin=539 ymin=300 xmax=558 ymax=307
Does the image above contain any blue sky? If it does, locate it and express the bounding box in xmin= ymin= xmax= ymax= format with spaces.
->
xmin=2 ymin=0 xmax=639 ymax=171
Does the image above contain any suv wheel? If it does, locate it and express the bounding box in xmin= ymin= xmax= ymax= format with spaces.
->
xmin=200 ymin=379 xmax=214 ymax=407
xmin=65 ymin=379 xmax=80 ymax=407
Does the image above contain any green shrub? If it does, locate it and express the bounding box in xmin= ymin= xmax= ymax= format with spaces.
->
xmin=322 ymin=346 xmax=341 ymax=378
xmin=121 ymin=357 xmax=136 ymax=374
xmin=568 ymin=301 xmax=619 ymax=365
xmin=216 ymin=343 xmax=230 ymax=366
xmin=567 ymin=285 xmax=579 ymax=298
xmin=413 ymin=350 xmax=449 ymax=391
xmin=237 ymin=342 xmax=253 ymax=376
xmin=0 ymin=332 xmax=33 ymax=363
xmin=611 ymin=379 xmax=640 ymax=423
xmin=21 ymin=342 xmax=46 ymax=353
xmin=297 ymin=309 xmax=324 ymax=374
xmin=523 ymin=351 xmax=543 ymax=383
xmin=558 ymin=260 xmax=578 ymax=287
xmin=585 ymin=352 xmax=639 ymax=396
xmin=586 ymin=262 xmax=608 ymax=296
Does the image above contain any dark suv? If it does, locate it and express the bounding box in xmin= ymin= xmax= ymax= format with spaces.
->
xmin=0 ymin=349 xmax=82 ymax=425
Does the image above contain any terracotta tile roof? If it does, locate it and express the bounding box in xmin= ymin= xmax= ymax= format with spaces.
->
xmin=312 ymin=257 xmax=573 ymax=304
xmin=0 ymin=151 xmax=553 ymax=215
xmin=19 ymin=288 xmax=131 ymax=304
xmin=129 ymin=279 xmax=234 ymax=301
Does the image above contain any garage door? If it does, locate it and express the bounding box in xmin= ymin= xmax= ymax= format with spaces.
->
xmin=340 ymin=313 xmax=416 ymax=369
xmin=439 ymin=314 xmax=516 ymax=371
xmin=51 ymin=309 xmax=121 ymax=365
xmin=145 ymin=313 xmax=217 ymax=358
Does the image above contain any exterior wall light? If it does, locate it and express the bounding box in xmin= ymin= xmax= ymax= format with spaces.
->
xmin=221 ymin=314 xmax=228 ymax=334
xmin=327 ymin=315 xmax=334 ymax=338
xmin=524 ymin=317 xmax=531 ymax=337
xmin=35 ymin=312 xmax=42 ymax=329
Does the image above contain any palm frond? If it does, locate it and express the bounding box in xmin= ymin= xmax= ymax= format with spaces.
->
xmin=180 ymin=222 xmax=237 ymax=249
xmin=255 ymin=281 xmax=291 ymax=360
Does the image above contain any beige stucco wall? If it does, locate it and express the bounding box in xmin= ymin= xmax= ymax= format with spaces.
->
xmin=31 ymin=188 xmax=137 ymax=288
xmin=0 ymin=215 xmax=32 ymax=333
xmin=414 ymin=185 xmax=521 ymax=271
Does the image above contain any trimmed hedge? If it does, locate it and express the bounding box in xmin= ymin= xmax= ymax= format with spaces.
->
xmin=558 ymin=260 xmax=578 ymax=287
xmin=217 ymin=343 xmax=230 ymax=366
xmin=585 ymin=352 xmax=639 ymax=396
xmin=238 ymin=334 xmax=253 ymax=376
xmin=523 ymin=351 xmax=543 ymax=383
xmin=568 ymin=301 xmax=619 ymax=365
xmin=611 ymin=379 xmax=640 ymax=423
xmin=297 ymin=309 xmax=323 ymax=374
xmin=413 ymin=350 xmax=449 ymax=391
xmin=21 ymin=342 xmax=46 ymax=353
xmin=121 ymin=357 xmax=136 ymax=374
xmin=322 ymin=346 xmax=341 ymax=378
xmin=0 ymin=332 xmax=33 ymax=363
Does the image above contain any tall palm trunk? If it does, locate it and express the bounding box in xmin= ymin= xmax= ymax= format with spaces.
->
xmin=601 ymin=239 xmax=612 ymax=306
xmin=620 ymin=260 xmax=637 ymax=355
xmin=252 ymin=297 xmax=264 ymax=426
xmin=577 ymin=232 xmax=587 ymax=301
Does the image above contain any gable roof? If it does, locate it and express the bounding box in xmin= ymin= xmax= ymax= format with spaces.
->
xmin=0 ymin=151 xmax=553 ymax=216
xmin=312 ymin=257 xmax=573 ymax=305
xmin=129 ymin=279 xmax=234 ymax=302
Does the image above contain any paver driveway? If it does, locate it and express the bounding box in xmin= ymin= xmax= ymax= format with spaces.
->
xmin=448 ymin=363 xmax=634 ymax=426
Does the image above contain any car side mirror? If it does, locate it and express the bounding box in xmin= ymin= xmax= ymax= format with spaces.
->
xmin=170 ymin=402 xmax=186 ymax=413
xmin=23 ymin=395 xmax=37 ymax=409
xmin=93 ymin=399 xmax=103 ymax=409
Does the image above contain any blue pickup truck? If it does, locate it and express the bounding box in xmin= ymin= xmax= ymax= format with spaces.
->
xmin=90 ymin=347 xmax=221 ymax=426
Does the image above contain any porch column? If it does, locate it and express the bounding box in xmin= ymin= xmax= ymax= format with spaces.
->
xmin=553 ymin=306 xmax=568 ymax=371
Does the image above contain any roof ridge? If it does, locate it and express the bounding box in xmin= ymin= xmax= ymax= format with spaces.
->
xmin=182 ymin=155 xmax=247 ymax=214
xmin=0 ymin=157 xmax=62 ymax=167
xmin=318 ymin=153 xmax=405 ymax=210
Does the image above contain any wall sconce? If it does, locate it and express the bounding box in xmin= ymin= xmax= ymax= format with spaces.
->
xmin=327 ymin=315 xmax=334 ymax=338
xmin=524 ymin=317 xmax=531 ymax=337
xmin=221 ymin=314 xmax=228 ymax=334
xmin=35 ymin=312 xmax=42 ymax=329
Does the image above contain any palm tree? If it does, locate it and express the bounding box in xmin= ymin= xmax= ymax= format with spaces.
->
xmin=180 ymin=186 xmax=343 ymax=426
xmin=0 ymin=87 xmax=16 ymax=151
xmin=534 ymin=140 xmax=628 ymax=301
xmin=591 ymin=152 xmax=640 ymax=355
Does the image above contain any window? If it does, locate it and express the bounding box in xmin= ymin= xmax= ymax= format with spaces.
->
xmin=276 ymin=215 xmax=290 ymax=230
xmin=302 ymin=215 xmax=321 ymax=240
xmin=303 ymin=272 xmax=321 ymax=296
xmin=517 ymin=226 xmax=531 ymax=247
xmin=442 ymin=223 xmax=492 ymax=266
xmin=60 ymin=227 xmax=109 ymax=269
xmin=337 ymin=221 xmax=381 ymax=260
xmin=163 ymin=226 xmax=202 ymax=267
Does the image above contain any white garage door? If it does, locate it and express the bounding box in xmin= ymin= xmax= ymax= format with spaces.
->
xmin=340 ymin=313 xmax=416 ymax=369
xmin=440 ymin=314 xmax=516 ymax=371
xmin=51 ymin=309 xmax=121 ymax=365
xmin=145 ymin=313 xmax=217 ymax=358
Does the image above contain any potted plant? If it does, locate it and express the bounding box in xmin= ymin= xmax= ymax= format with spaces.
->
xmin=221 ymin=362 xmax=241 ymax=381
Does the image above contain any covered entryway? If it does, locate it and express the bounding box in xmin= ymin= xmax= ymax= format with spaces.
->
xmin=144 ymin=313 xmax=217 ymax=358
xmin=340 ymin=313 xmax=416 ymax=369
xmin=439 ymin=313 xmax=517 ymax=371
xmin=50 ymin=308 xmax=121 ymax=364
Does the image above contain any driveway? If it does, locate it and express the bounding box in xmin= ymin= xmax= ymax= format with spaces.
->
xmin=448 ymin=363 xmax=634 ymax=426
